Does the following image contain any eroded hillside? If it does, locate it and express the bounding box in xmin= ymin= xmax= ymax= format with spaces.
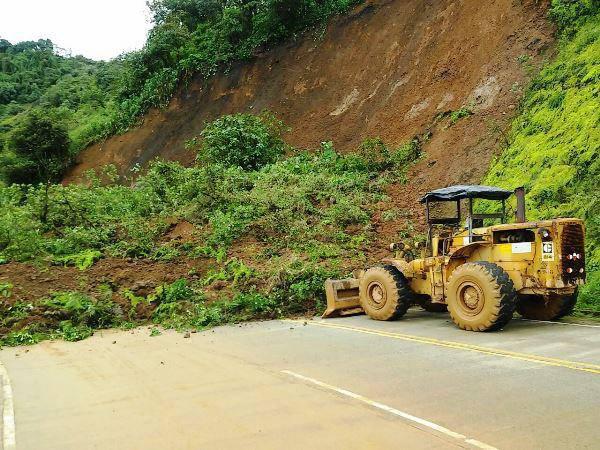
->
xmin=68 ymin=0 xmax=553 ymax=218
xmin=8 ymin=0 xmax=590 ymax=347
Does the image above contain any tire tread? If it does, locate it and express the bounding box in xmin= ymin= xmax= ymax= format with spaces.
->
xmin=447 ymin=261 xmax=517 ymax=331
xmin=360 ymin=265 xmax=412 ymax=321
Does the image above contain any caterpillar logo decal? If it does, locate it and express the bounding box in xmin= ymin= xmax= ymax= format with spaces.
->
xmin=542 ymin=242 xmax=555 ymax=261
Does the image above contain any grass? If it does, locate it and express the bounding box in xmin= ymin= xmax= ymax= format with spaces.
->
xmin=485 ymin=13 xmax=600 ymax=312
xmin=434 ymin=107 xmax=474 ymax=127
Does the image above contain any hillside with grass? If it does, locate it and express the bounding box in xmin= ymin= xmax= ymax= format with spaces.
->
xmin=485 ymin=3 xmax=600 ymax=310
xmin=0 ymin=114 xmax=423 ymax=344
xmin=0 ymin=0 xmax=598 ymax=346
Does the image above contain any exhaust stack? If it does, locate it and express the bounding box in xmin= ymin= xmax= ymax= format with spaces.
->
xmin=515 ymin=187 xmax=526 ymax=223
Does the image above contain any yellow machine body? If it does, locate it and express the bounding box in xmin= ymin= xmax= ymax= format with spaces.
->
xmin=323 ymin=218 xmax=586 ymax=317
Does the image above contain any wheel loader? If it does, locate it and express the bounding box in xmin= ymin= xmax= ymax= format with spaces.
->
xmin=324 ymin=185 xmax=586 ymax=331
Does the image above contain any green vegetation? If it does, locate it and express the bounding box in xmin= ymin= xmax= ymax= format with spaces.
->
xmin=486 ymin=5 xmax=600 ymax=311
xmin=0 ymin=114 xmax=416 ymax=264
xmin=0 ymin=283 xmax=12 ymax=298
xmin=549 ymin=0 xmax=600 ymax=35
xmin=0 ymin=110 xmax=71 ymax=185
xmin=0 ymin=290 xmax=119 ymax=346
xmin=435 ymin=107 xmax=474 ymax=127
xmin=0 ymin=1 xmax=364 ymax=168
xmin=0 ymin=267 xmax=345 ymax=346
xmin=194 ymin=112 xmax=287 ymax=170
xmin=0 ymin=39 xmax=121 ymax=157
xmin=0 ymin=113 xmax=421 ymax=346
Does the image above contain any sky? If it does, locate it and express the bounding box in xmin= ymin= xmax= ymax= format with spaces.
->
xmin=0 ymin=0 xmax=153 ymax=60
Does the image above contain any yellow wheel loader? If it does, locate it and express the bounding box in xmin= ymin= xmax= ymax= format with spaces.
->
xmin=324 ymin=185 xmax=586 ymax=331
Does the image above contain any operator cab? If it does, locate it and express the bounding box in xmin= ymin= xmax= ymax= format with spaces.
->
xmin=419 ymin=185 xmax=519 ymax=256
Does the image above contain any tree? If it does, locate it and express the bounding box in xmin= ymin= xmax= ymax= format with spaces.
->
xmin=3 ymin=110 xmax=71 ymax=185
xmin=1 ymin=110 xmax=71 ymax=222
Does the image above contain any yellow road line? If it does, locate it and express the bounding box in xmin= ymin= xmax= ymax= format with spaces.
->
xmin=288 ymin=320 xmax=600 ymax=375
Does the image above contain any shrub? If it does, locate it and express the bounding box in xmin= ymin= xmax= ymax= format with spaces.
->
xmin=270 ymin=262 xmax=343 ymax=314
xmin=58 ymin=322 xmax=94 ymax=342
xmin=53 ymin=249 xmax=102 ymax=270
xmin=196 ymin=112 xmax=287 ymax=170
xmin=0 ymin=283 xmax=13 ymax=298
xmin=549 ymin=0 xmax=600 ymax=35
xmin=44 ymin=291 xmax=118 ymax=329
xmin=578 ymin=271 xmax=599 ymax=311
xmin=1 ymin=326 xmax=46 ymax=347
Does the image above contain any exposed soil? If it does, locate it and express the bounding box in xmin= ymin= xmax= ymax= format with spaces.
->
xmin=67 ymin=0 xmax=553 ymax=186
xmin=0 ymin=258 xmax=206 ymax=306
xmin=31 ymin=0 xmax=555 ymax=308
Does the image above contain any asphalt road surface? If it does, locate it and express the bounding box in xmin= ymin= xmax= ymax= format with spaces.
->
xmin=1 ymin=310 xmax=599 ymax=450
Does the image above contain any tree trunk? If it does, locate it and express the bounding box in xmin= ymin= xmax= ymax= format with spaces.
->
xmin=41 ymin=181 xmax=51 ymax=224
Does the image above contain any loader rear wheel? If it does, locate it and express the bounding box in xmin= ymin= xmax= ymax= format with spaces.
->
xmin=446 ymin=262 xmax=517 ymax=332
xmin=517 ymin=292 xmax=577 ymax=321
xmin=359 ymin=265 xmax=411 ymax=321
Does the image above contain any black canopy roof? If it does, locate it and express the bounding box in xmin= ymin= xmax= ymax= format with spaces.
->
xmin=420 ymin=185 xmax=513 ymax=203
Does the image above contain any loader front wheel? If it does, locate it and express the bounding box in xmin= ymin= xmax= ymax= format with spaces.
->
xmin=516 ymin=292 xmax=577 ymax=321
xmin=447 ymin=262 xmax=517 ymax=331
xmin=359 ymin=265 xmax=411 ymax=321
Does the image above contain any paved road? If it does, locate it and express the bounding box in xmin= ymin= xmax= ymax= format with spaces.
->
xmin=1 ymin=310 xmax=600 ymax=449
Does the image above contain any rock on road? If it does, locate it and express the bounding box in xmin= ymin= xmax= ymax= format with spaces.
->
xmin=1 ymin=311 xmax=599 ymax=449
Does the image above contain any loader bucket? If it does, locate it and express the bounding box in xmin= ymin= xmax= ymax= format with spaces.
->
xmin=322 ymin=278 xmax=363 ymax=318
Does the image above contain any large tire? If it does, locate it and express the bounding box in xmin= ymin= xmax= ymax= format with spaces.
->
xmin=446 ymin=262 xmax=517 ymax=331
xmin=359 ymin=265 xmax=412 ymax=321
xmin=517 ymin=292 xmax=577 ymax=321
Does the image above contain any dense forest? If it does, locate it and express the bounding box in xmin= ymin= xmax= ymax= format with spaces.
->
xmin=0 ymin=0 xmax=598 ymax=344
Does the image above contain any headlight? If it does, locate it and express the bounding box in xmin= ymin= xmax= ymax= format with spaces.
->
xmin=538 ymin=227 xmax=552 ymax=241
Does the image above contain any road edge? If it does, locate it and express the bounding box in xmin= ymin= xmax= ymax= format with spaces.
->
xmin=0 ymin=361 xmax=16 ymax=450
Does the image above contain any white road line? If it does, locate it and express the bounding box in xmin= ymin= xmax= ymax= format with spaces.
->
xmin=517 ymin=318 xmax=600 ymax=328
xmin=282 ymin=370 xmax=496 ymax=450
xmin=0 ymin=361 xmax=16 ymax=450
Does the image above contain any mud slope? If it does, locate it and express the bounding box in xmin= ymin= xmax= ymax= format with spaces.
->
xmin=68 ymin=0 xmax=553 ymax=207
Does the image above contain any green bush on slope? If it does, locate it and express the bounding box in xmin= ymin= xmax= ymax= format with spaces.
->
xmin=485 ymin=13 xmax=600 ymax=310
xmin=194 ymin=112 xmax=287 ymax=170
xmin=549 ymin=0 xmax=600 ymax=34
